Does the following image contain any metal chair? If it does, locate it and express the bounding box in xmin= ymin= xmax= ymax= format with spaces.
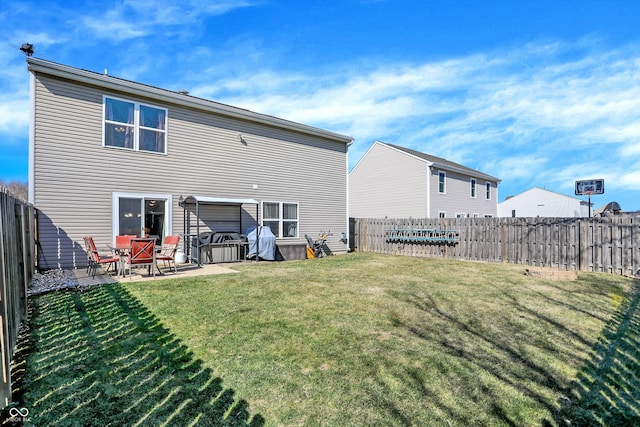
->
xmin=125 ymin=238 xmax=157 ymax=280
xmin=83 ymin=236 xmax=120 ymax=278
xmin=156 ymin=235 xmax=180 ymax=273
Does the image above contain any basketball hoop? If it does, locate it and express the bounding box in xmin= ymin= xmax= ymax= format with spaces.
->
xmin=584 ymin=191 xmax=594 ymax=218
xmin=574 ymin=179 xmax=604 ymax=218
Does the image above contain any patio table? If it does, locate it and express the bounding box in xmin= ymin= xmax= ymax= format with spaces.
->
xmin=107 ymin=242 xmax=129 ymax=277
xmin=108 ymin=238 xmax=163 ymax=278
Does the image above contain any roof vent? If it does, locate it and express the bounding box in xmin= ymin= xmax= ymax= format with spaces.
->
xmin=178 ymin=89 xmax=189 ymax=95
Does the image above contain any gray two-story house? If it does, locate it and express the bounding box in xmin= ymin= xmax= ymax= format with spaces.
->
xmin=27 ymin=57 xmax=353 ymax=269
xmin=349 ymin=141 xmax=500 ymax=219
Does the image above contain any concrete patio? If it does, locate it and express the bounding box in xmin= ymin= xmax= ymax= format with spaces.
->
xmin=73 ymin=261 xmax=244 ymax=285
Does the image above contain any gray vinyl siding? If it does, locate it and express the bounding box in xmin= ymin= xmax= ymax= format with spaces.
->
xmin=349 ymin=142 xmax=428 ymax=218
xmin=429 ymin=169 xmax=497 ymax=218
xmin=349 ymin=141 xmax=499 ymax=220
xmin=33 ymin=73 xmax=348 ymax=269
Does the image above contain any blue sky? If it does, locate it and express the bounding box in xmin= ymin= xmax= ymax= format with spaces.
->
xmin=2 ymin=0 xmax=640 ymax=210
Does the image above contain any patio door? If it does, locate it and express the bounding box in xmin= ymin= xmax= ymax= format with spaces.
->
xmin=113 ymin=193 xmax=172 ymax=242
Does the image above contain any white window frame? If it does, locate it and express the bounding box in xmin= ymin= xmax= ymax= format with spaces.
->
xmin=485 ymin=182 xmax=491 ymax=200
xmin=111 ymin=192 xmax=172 ymax=243
xmin=103 ymin=95 xmax=168 ymax=154
xmin=438 ymin=171 xmax=446 ymax=194
xmin=261 ymin=201 xmax=299 ymax=238
xmin=438 ymin=211 xmax=446 ymax=218
xmin=470 ymin=178 xmax=476 ymax=198
xmin=456 ymin=212 xmax=467 ymax=218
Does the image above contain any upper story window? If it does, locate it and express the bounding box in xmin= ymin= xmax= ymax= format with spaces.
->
xmin=470 ymin=178 xmax=476 ymax=198
xmin=438 ymin=171 xmax=446 ymax=194
xmin=104 ymin=96 xmax=167 ymax=154
xmin=485 ymin=182 xmax=491 ymax=200
xmin=262 ymin=201 xmax=298 ymax=238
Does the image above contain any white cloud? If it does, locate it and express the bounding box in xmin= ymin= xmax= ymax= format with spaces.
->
xmin=80 ymin=15 xmax=148 ymax=41
xmin=190 ymin=39 xmax=640 ymax=204
xmin=0 ymin=98 xmax=29 ymax=135
xmin=619 ymin=169 xmax=640 ymax=190
xmin=0 ymin=52 xmax=30 ymax=136
xmin=2 ymin=3 xmax=640 ymax=207
xmin=78 ymin=0 xmax=260 ymax=42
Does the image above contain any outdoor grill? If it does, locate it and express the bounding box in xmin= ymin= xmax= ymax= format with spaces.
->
xmin=190 ymin=231 xmax=246 ymax=264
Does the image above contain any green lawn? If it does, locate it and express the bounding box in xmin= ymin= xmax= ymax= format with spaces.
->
xmin=11 ymin=253 xmax=640 ymax=426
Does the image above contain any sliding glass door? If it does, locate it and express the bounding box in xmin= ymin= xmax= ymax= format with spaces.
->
xmin=113 ymin=193 xmax=172 ymax=243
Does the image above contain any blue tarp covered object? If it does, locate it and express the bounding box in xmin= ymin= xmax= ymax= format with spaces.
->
xmin=246 ymin=226 xmax=276 ymax=260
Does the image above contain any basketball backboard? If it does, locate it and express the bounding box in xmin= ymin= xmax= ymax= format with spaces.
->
xmin=575 ymin=179 xmax=604 ymax=196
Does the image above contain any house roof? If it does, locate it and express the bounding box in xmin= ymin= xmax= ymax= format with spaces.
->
xmin=27 ymin=57 xmax=353 ymax=144
xmin=381 ymin=142 xmax=501 ymax=182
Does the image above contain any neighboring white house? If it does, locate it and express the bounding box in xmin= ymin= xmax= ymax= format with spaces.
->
xmin=349 ymin=141 xmax=501 ymax=218
xmin=27 ymin=57 xmax=353 ymax=269
xmin=498 ymin=187 xmax=590 ymax=217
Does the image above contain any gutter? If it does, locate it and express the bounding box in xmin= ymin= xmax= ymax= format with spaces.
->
xmin=430 ymin=162 xmax=502 ymax=183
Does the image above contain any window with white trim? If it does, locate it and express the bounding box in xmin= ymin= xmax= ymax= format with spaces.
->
xmin=262 ymin=201 xmax=298 ymax=238
xmin=485 ymin=182 xmax=491 ymax=200
xmin=104 ymin=96 xmax=167 ymax=153
xmin=470 ymin=178 xmax=476 ymax=198
xmin=438 ymin=211 xmax=446 ymax=218
xmin=438 ymin=171 xmax=446 ymax=194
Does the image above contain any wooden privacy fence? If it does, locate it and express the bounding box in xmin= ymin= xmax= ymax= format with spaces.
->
xmin=350 ymin=216 xmax=640 ymax=276
xmin=0 ymin=190 xmax=36 ymax=408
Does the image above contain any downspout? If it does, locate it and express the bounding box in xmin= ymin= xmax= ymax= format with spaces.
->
xmin=345 ymin=140 xmax=353 ymax=250
xmin=28 ymin=69 xmax=36 ymax=204
xmin=426 ymin=163 xmax=431 ymax=218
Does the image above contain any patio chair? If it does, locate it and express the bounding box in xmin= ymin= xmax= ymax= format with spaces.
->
xmin=110 ymin=235 xmax=137 ymax=277
xmin=84 ymin=236 xmax=120 ymax=278
xmin=83 ymin=236 xmax=93 ymax=274
xmin=115 ymin=234 xmax=135 ymax=249
xmin=156 ymin=235 xmax=180 ymax=273
xmin=125 ymin=238 xmax=157 ymax=280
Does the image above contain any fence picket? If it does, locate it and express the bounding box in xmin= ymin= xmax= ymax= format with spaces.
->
xmin=0 ymin=190 xmax=36 ymax=408
xmin=351 ymin=216 xmax=639 ymax=276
